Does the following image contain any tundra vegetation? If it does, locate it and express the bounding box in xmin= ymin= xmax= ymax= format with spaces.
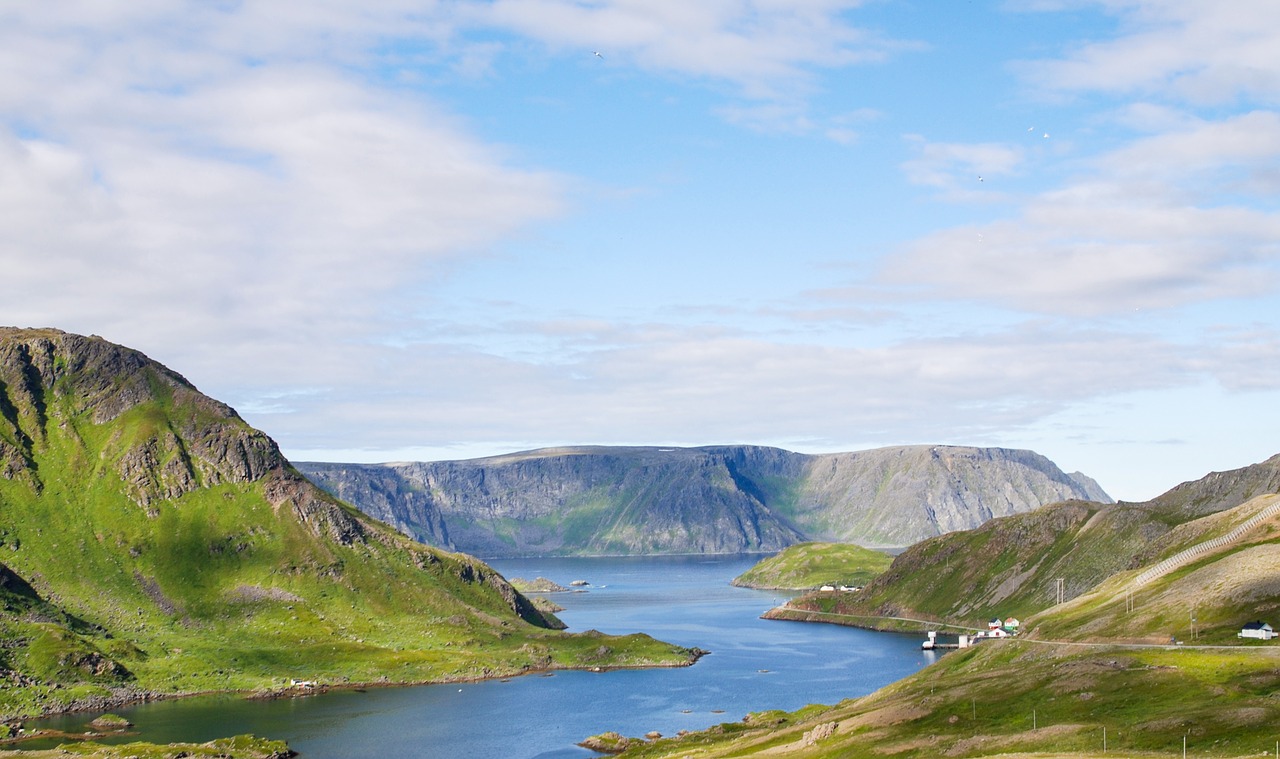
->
xmin=730 ymin=542 xmax=892 ymax=590
xmin=593 ymin=455 xmax=1280 ymax=757
xmin=0 ymin=329 xmax=697 ymax=734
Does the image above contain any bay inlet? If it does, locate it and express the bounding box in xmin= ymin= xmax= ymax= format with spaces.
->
xmin=31 ymin=555 xmax=935 ymax=758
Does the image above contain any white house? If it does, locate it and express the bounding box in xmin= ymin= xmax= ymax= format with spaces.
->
xmin=1004 ymin=617 xmax=1021 ymax=630
xmin=1238 ymin=621 xmax=1276 ymax=640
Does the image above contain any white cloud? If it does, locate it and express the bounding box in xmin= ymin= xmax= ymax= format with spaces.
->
xmin=4 ymin=0 xmax=1278 ymax=503
xmin=241 ymin=315 xmax=1224 ymax=457
xmin=901 ymin=136 xmax=1025 ymax=196
xmin=477 ymin=0 xmax=907 ymax=99
xmin=1021 ymin=1 xmax=1280 ymax=104
xmin=0 ymin=2 xmax=565 ymax=380
xmin=884 ymin=111 xmax=1280 ymax=315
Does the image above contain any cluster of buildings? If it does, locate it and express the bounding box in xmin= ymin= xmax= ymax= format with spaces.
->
xmin=923 ymin=615 xmax=1275 ymax=651
xmin=980 ymin=616 xmax=1021 ymax=638
xmin=922 ymin=616 xmax=1020 ymax=650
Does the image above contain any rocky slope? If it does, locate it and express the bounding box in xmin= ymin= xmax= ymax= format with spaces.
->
xmin=0 ymin=328 xmax=694 ymax=719
xmin=772 ymin=451 xmax=1280 ymax=629
xmin=298 ymin=445 xmax=1111 ymax=557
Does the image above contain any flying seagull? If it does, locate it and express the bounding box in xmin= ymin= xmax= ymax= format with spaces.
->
xmin=593 ymin=51 xmax=603 ymax=58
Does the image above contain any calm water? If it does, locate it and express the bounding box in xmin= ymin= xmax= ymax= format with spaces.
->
xmin=33 ymin=555 xmax=935 ymax=758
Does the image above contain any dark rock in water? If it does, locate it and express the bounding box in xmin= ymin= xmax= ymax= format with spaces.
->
xmin=88 ymin=713 xmax=132 ymax=730
xmin=578 ymin=731 xmax=635 ymax=754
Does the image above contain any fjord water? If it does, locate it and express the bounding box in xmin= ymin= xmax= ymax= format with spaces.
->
xmin=37 ymin=555 xmax=934 ymax=758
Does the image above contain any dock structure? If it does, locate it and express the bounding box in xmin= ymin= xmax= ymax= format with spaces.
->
xmin=921 ymin=631 xmax=972 ymax=650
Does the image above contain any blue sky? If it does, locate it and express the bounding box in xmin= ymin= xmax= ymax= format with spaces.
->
xmin=3 ymin=1 xmax=1279 ymax=501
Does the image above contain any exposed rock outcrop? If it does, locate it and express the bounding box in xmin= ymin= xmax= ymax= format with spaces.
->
xmin=0 ymin=327 xmax=286 ymax=511
xmin=300 ymin=445 xmax=1112 ymax=557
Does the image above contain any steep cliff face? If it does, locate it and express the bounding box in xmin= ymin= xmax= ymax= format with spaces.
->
xmin=303 ymin=446 xmax=809 ymax=556
xmin=792 ymin=446 xmax=1110 ymax=546
xmin=299 ymin=444 xmax=1112 ymax=557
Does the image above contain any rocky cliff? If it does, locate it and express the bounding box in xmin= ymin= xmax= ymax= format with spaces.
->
xmin=298 ymin=444 xmax=1112 ymax=557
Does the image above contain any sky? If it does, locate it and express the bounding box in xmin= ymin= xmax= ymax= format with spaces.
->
xmin=2 ymin=1 xmax=1279 ymax=502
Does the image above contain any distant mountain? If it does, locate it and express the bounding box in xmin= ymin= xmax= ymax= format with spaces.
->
xmin=0 ymin=328 xmax=694 ymax=719
xmin=298 ymin=444 xmax=1112 ymax=557
xmin=772 ymin=452 xmax=1280 ymax=630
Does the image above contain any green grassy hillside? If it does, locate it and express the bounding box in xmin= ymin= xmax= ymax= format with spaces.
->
xmin=771 ymin=454 xmax=1280 ymax=631
xmin=772 ymin=501 xmax=1135 ymax=628
xmin=602 ymin=640 xmax=1280 ymax=758
xmin=731 ymin=543 xmax=892 ymax=589
xmin=0 ymin=328 xmax=696 ymax=720
xmin=646 ymin=456 xmax=1280 ymax=758
xmin=1025 ymin=494 xmax=1280 ymax=644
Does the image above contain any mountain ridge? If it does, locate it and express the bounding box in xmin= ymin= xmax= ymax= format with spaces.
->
xmin=298 ymin=444 xmax=1111 ymax=557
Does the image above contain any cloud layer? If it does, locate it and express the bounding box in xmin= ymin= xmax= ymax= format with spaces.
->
xmin=2 ymin=1 xmax=1278 ymax=501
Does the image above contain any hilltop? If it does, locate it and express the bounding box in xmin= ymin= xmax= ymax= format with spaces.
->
xmin=0 ymin=328 xmax=696 ymax=720
xmin=298 ymin=445 xmax=1110 ymax=557
xmin=730 ymin=543 xmax=892 ymax=590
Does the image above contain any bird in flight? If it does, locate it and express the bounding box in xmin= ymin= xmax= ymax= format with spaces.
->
xmin=593 ymin=51 xmax=603 ymax=58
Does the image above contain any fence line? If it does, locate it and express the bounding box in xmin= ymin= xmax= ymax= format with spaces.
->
xmin=1131 ymin=499 xmax=1280 ymax=588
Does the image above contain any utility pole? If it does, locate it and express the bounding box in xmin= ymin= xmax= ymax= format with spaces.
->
xmin=1056 ymin=578 xmax=1064 ymax=605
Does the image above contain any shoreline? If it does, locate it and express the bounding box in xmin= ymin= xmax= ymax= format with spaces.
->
xmin=6 ymin=647 xmax=710 ymax=743
xmin=761 ymin=606 xmax=982 ymax=634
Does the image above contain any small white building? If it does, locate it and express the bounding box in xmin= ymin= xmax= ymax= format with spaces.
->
xmin=1238 ymin=621 xmax=1276 ymax=640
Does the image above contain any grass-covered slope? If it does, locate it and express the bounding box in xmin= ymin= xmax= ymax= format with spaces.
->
xmin=602 ymin=457 xmax=1280 ymax=759
xmin=0 ymin=328 xmax=696 ymax=719
xmin=1026 ymin=494 xmax=1280 ymax=644
xmin=731 ymin=543 xmax=892 ymax=590
xmin=606 ymin=641 xmax=1280 ymax=758
xmin=772 ymin=453 xmax=1280 ymax=630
